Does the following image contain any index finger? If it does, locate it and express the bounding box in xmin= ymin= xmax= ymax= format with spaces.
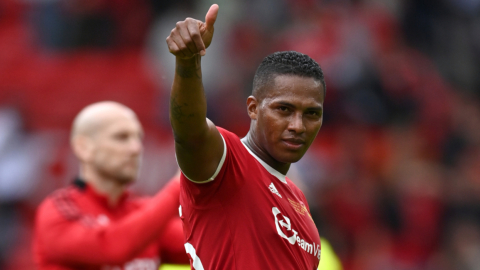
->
xmin=205 ymin=4 xmax=219 ymax=32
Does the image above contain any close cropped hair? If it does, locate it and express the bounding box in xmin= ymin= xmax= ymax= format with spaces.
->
xmin=252 ymin=51 xmax=326 ymax=99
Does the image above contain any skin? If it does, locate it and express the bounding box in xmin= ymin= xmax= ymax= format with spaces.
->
xmin=166 ymin=4 xmax=324 ymax=181
xmin=71 ymin=101 xmax=144 ymax=206
xmin=167 ymin=4 xmax=223 ymax=182
xmin=242 ymin=75 xmax=324 ymax=174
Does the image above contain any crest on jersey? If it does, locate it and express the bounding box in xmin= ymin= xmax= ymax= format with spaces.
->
xmin=288 ymin=198 xmax=312 ymax=220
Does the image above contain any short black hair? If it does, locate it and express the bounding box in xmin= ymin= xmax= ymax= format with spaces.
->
xmin=252 ymin=51 xmax=326 ymax=100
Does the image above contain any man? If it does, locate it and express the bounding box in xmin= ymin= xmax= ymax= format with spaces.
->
xmin=166 ymin=4 xmax=326 ymax=270
xmin=34 ymin=101 xmax=188 ymax=269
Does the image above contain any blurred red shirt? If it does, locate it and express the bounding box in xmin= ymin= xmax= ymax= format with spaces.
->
xmin=34 ymin=177 xmax=188 ymax=270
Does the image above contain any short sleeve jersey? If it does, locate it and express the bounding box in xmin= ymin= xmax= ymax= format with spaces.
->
xmin=179 ymin=127 xmax=321 ymax=270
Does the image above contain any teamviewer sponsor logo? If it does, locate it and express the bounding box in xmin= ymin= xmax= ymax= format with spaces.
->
xmin=273 ymin=207 xmax=297 ymax=244
xmin=272 ymin=207 xmax=321 ymax=260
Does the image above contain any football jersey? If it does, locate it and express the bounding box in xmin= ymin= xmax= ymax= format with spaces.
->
xmin=34 ymin=178 xmax=188 ymax=270
xmin=179 ymin=127 xmax=321 ymax=270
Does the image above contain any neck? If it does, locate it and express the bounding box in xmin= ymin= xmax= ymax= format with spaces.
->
xmin=81 ymin=167 xmax=127 ymax=207
xmin=241 ymin=130 xmax=290 ymax=175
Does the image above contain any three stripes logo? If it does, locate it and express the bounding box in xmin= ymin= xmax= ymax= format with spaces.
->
xmin=269 ymin=182 xmax=282 ymax=198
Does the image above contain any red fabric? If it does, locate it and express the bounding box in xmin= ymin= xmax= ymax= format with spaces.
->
xmin=180 ymin=127 xmax=321 ymax=270
xmin=33 ymin=178 xmax=188 ymax=269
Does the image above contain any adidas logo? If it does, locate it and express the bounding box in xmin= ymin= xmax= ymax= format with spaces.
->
xmin=269 ymin=182 xmax=282 ymax=198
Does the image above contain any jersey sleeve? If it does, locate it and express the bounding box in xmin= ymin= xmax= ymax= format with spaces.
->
xmin=34 ymin=179 xmax=181 ymax=266
xmin=180 ymin=127 xmax=247 ymax=207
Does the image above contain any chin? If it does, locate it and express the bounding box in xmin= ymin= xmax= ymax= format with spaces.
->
xmin=275 ymin=152 xmax=304 ymax=164
xmin=115 ymin=171 xmax=137 ymax=184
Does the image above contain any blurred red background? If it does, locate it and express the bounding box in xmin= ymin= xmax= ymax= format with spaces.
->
xmin=1 ymin=0 xmax=480 ymax=269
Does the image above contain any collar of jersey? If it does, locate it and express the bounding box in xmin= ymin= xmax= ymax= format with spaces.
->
xmin=241 ymin=142 xmax=288 ymax=184
xmin=74 ymin=178 xmax=130 ymax=209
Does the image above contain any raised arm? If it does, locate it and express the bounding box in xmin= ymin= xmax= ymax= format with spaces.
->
xmin=166 ymin=4 xmax=224 ymax=182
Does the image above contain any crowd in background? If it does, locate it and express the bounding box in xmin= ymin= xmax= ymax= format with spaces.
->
xmin=1 ymin=0 xmax=480 ymax=269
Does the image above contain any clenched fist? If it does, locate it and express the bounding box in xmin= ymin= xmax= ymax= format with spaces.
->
xmin=166 ymin=4 xmax=219 ymax=59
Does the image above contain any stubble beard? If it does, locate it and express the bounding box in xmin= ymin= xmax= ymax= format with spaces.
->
xmin=96 ymin=163 xmax=138 ymax=185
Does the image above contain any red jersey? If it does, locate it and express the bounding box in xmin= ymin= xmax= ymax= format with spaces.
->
xmin=180 ymin=127 xmax=321 ymax=270
xmin=34 ymin=178 xmax=188 ymax=270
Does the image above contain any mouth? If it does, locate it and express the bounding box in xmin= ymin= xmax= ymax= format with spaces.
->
xmin=124 ymin=159 xmax=140 ymax=169
xmin=282 ymin=138 xmax=305 ymax=150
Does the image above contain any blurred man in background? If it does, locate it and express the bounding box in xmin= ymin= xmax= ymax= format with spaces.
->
xmin=33 ymin=101 xmax=188 ymax=270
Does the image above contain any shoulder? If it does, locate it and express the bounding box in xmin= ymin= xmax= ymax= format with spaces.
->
xmin=216 ymin=126 xmax=249 ymax=159
xmin=286 ymin=178 xmax=307 ymax=202
xmin=36 ymin=187 xmax=83 ymax=224
xmin=216 ymin=126 xmax=240 ymax=144
xmin=286 ymin=177 xmax=313 ymax=213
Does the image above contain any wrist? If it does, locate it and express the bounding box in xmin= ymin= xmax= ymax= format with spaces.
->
xmin=175 ymin=55 xmax=202 ymax=79
xmin=176 ymin=55 xmax=201 ymax=67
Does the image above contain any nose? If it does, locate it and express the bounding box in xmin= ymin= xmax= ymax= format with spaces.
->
xmin=130 ymin=138 xmax=143 ymax=155
xmin=287 ymin=113 xmax=306 ymax=134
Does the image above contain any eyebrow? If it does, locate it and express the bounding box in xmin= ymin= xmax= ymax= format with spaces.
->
xmin=275 ymin=101 xmax=323 ymax=111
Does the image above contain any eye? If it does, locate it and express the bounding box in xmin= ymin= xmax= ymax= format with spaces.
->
xmin=113 ymin=132 xmax=129 ymax=141
xmin=306 ymin=110 xmax=322 ymax=117
xmin=279 ymin=106 xmax=289 ymax=112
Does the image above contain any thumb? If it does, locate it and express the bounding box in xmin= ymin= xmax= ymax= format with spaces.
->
xmin=205 ymin=4 xmax=219 ymax=31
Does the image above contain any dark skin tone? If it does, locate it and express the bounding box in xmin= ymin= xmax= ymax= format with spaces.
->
xmin=242 ymin=75 xmax=324 ymax=174
xmin=166 ymin=4 xmax=324 ymax=181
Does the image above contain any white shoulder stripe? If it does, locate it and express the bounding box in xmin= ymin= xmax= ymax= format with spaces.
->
xmin=181 ymin=134 xmax=227 ymax=184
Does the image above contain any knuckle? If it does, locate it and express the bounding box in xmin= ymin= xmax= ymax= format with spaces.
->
xmin=178 ymin=44 xmax=187 ymax=51
xmin=191 ymin=32 xmax=200 ymax=38
xmin=176 ymin=21 xmax=184 ymax=27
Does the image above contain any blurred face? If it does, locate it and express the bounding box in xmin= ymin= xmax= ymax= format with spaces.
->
xmin=252 ymin=75 xmax=324 ymax=164
xmin=88 ymin=114 xmax=143 ymax=184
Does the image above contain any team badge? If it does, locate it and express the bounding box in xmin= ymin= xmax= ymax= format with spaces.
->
xmin=288 ymin=198 xmax=312 ymax=220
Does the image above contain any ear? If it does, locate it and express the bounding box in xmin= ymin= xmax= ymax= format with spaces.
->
xmin=71 ymin=135 xmax=94 ymax=163
xmin=246 ymin=96 xmax=259 ymax=120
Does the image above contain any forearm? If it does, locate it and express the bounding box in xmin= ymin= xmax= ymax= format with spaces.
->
xmin=166 ymin=4 xmax=223 ymax=182
xmin=170 ymin=55 xmax=209 ymax=145
xmin=98 ymin=182 xmax=180 ymax=263
xmin=160 ymin=218 xmax=190 ymax=264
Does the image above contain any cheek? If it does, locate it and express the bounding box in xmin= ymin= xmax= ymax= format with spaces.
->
xmin=262 ymin=117 xmax=288 ymax=145
xmin=93 ymin=150 xmax=110 ymax=167
xmin=93 ymin=146 xmax=118 ymax=166
xmin=306 ymin=122 xmax=322 ymax=141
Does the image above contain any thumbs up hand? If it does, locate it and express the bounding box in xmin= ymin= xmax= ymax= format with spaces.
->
xmin=166 ymin=4 xmax=219 ymax=59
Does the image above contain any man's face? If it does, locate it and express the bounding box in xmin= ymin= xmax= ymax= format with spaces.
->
xmin=89 ymin=114 xmax=143 ymax=184
xmin=254 ymin=75 xmax=324 ymax=164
